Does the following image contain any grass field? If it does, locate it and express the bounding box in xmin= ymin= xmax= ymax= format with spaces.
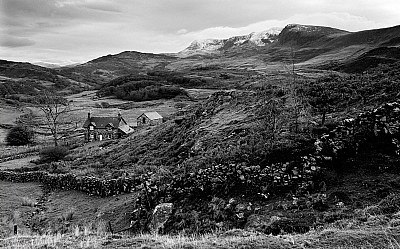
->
xmin=0 ymin=105 xmax=25 ymax=125
xmin=0 ymin=156 xmax=39 ymax=170
xmin=41 ymin=189 xmax=138 ymax=233
xmin=0 ymin=181 xmax=43 ymax=238
xmin=1 ymin=226 xmax=400 ymax=248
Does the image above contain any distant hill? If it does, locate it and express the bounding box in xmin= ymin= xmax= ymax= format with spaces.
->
xmin=0 ymin=60 xmax=62 ymax=82
xmin=0 ymin=60 xmax=89 ymax=99
xmin=57 ymin=51 xmax=177 ymax=86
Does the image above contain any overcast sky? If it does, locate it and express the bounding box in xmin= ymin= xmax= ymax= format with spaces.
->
xmin=1 ymin=0 xmax=399 ymax=66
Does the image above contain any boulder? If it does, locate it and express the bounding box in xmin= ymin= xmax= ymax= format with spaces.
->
xmin=150 ymin=203 xmax=173 ymax=234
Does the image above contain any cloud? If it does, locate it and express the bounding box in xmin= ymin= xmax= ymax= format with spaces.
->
xmin=177 ymin=29 xmax=188 ymax=35
xmin=0 ymin=36 xmax=35 ymax=48
xmin=0 ymin=0 xmax=399 ymax=65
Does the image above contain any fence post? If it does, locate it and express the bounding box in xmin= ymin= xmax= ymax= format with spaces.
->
xmin=14 ymin=225 xmax=17 ymax=235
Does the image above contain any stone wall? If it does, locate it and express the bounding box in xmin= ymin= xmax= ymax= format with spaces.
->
xmin=0 ymin=170 xmax=145 ymax=197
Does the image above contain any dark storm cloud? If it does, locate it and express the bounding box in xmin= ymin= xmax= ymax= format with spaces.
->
xmin=0 ymin=36 xmax=35 ymax=47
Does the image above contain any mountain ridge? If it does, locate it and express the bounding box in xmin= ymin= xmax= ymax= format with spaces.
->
xmin=178 ymin=27 xmax=282 ymax=56
xmin=3 ymin=24 xmax=400 ymax=87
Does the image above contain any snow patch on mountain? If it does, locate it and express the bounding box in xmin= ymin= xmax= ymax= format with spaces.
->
xmin=179 ymin=27 xmax=282 ymax=56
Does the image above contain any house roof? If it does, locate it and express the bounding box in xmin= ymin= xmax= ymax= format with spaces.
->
xmin=83 ymin=116 xmax=127 ymax=129
xmin=118 ymin=124 xmax=134 ymax=134
xmin=139 ymin=111 xmax=163 ymax=120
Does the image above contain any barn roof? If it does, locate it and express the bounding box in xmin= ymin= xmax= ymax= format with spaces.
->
xmin=118 ymin=124 xmax=134 ymax=134
xmin=83 ymin=116 xmax=127 ymax=129
xmin=139 ymin=111 xmax=163 ymax=120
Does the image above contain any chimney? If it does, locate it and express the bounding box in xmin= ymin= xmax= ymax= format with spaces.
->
xmin=118 ymin=112 xmax=122 ymax=119
xmin=88 ymin=112 xmax=91 ymax=119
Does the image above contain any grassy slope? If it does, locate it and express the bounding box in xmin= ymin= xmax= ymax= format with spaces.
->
xmin=1 ymin=226 xmax=400 ymax=248
xmin=0 ymin=181 xmax=43 ymax=237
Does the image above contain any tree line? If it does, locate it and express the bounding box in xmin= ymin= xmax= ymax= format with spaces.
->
xmin=98 ymin=74 xmax=188 ymax=101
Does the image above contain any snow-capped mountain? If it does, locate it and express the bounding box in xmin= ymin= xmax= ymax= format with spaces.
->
xmin=179 ymin=27 xmax=282 ymax=56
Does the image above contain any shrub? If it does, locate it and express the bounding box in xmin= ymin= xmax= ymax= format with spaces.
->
xmin=39 ymin=146 xmax=69 ymax=163
xmin=6 ymin=125 xmax=34 ymax=146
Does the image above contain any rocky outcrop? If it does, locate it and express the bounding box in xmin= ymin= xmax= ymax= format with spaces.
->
xmin=150 ymin=203 xmax=173 ymax=234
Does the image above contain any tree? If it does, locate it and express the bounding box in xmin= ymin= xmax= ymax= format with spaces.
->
xmin=306 ymin=76 xmax=345 ymax=126
xmin=35 ymin=93 xmax=76 ymax=147
xmin=6 ymin=125 xmax=34 ymax=146
xmin=282 ymin=44 xmax=310 ymax=133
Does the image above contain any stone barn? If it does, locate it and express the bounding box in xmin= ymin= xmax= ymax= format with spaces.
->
xmin=83 ymin=113 xmax=134 ymax=142
xmin=137 ymin=112 xmax=163 ymax=127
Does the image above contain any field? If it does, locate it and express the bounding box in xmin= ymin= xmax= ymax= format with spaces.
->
xmin=0 ymin=156 xmax=38 ymax=170
xmin=1 ymin=226 xmax=400 ymax=248
xmin=0 ymin=181 xmax=43 ymax=238
xmin=0 ymin=105 xmax=26 ymax=125
xmin=37 ymin=189 xmax=138 ymax=234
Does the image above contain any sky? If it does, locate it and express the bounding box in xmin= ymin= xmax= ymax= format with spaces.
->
xmin=1 ymin=0 xmax=399 ymax=66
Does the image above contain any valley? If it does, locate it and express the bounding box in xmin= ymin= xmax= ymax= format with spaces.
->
xmin=0 ymin=23 xmax=400 ymax=248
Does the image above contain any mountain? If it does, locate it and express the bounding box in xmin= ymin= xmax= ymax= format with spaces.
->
xmin=178 ymin=27 xmax=282 ymax=56
xmin=277 ymin=24 xmax=350 ymax=47
xmin=0 ymin=60 xmax=89 ymax=98
xmin=11 ymin=23 xmax=397 ymax=90
xmin=175 ymin=24 xmax=400 ymax=73
xmin=57 ymin=51 xmax=177 ymax=85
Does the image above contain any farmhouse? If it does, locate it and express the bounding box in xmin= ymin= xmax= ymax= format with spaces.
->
xmin=137 ymin=111 xmax=163 ymax=127
xmin=83 ymin=113 xmax=133 ymax=142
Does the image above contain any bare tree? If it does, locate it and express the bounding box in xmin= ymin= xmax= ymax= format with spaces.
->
xmin=282 ymin=44 xmax=307 ymax=133
xmin=35 ymin=93 xmax=76 ymax=146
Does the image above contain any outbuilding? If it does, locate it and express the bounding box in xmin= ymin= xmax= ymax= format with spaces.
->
xmin=137 ymin=112 xmax=163 ymax=127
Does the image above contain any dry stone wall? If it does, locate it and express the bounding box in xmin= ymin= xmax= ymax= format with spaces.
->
xmin=0 ymin=170 xmax=145 ymax=197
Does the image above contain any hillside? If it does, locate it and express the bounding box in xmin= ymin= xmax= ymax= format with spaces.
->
xmin=57 ymin=51 xmax=177 ymax=86
xmin=0 ymin=60 xmax=89 ymax=100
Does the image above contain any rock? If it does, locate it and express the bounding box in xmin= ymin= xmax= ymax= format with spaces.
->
xmin=245 ymin=214 xmax=276 ymax=232
xmin=150 ymin=203 xmax=173 ymax=234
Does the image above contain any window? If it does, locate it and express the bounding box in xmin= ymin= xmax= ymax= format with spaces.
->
xmin=89 ymin=125 xmax=94 ymax=131
xmin=142 ymin=117 xmax=146 ymax=124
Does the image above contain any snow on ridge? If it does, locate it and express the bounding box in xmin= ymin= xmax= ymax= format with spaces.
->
xmin=187 ymin=39 xmax=225 ymax=51
xmin=180 ymin=27 xmax=283 ymax=55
